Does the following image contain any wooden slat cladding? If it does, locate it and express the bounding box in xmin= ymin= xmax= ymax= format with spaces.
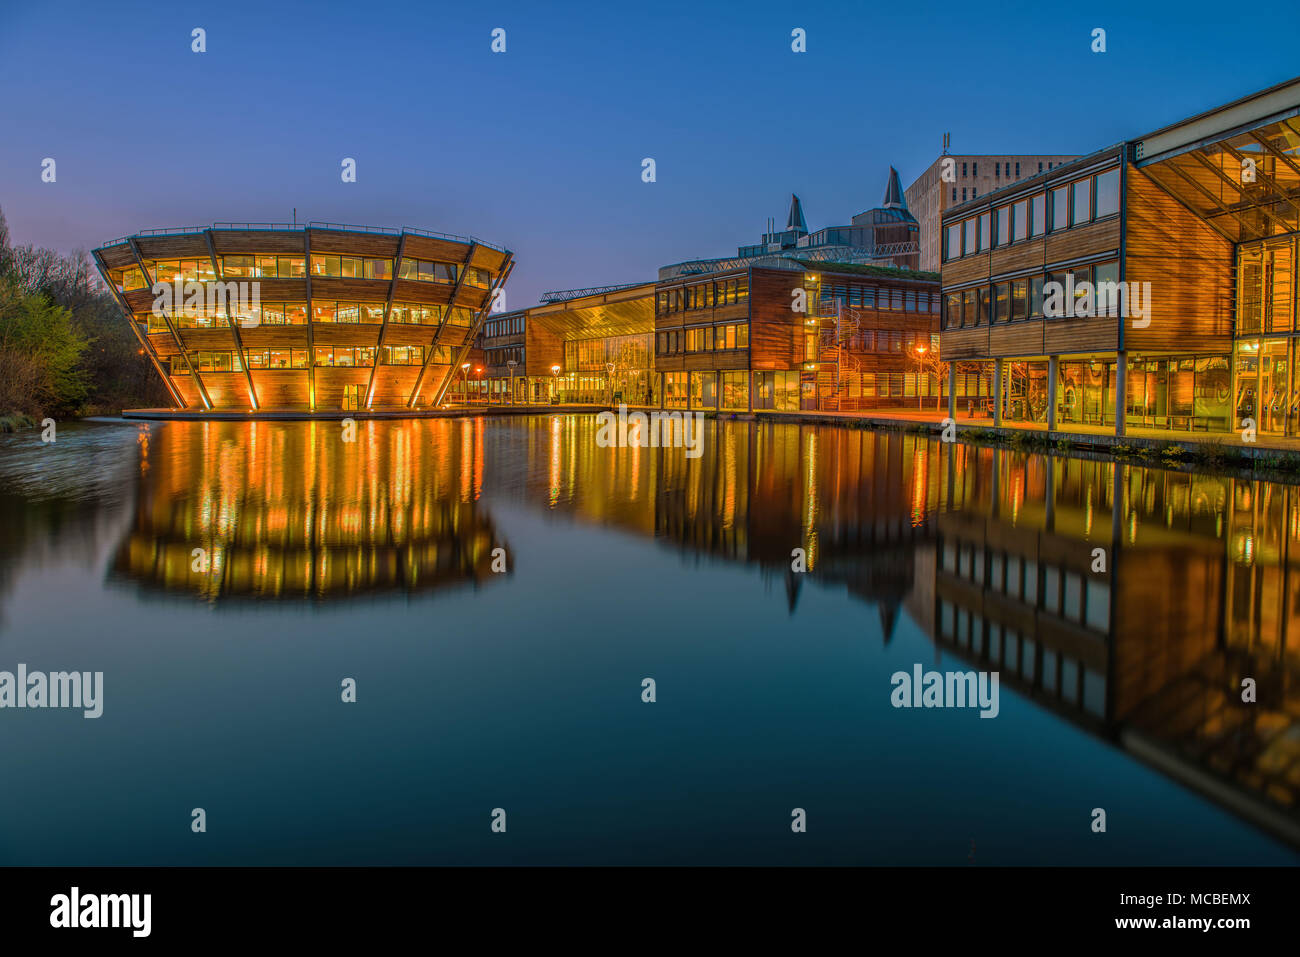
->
xmin=211 ymin=231 xmax=306 ymax=254
xmin=749 ymin=268 xmax=799 ymax=370
xmin=176 ymin=329 xmax=240 ymax=350
xmin=989 ymin=323 xmax=1044 ymax=356
xmin=311 ymin=325 xmax=383 ymax=348
xmin=240 ymin=327 xmax=309 ymax=349
xmin=382 ymin=325 xmax=439 ymax=347
xmin=1044 ymin=216 xmax=1120 ymax=266
xmin=525 ymin=322 xmax=564 ymax=375
xmin=171 ymin=377 xmax=202 ymax=406
xmin=249 ymin=278 xmax=308 ymax=301
xmin=944 ymin=252 xmax=991 ymax=287
xmin=124 ymin=289 xmax=158 ymax=312
xmin=135 ymin=235 xmax=212 ymax=260
xmin=200 ymin=372 xmax=248 ymax=407
xmin=369 ymin=367 xmax=421 ymax=404
xmin=98 ymin=244 xmax=136 ymax=268
xmin=1043 ymin=315 xmax=1119 ymax=354
xmin=452 ymin=286 xmax=492 ymax=309
xmin=682 ymin=351 xmax=749 ymax=372
xmin=990 ymin=237 xmax=1045 ymax=277
xmin=306 ymin=230 xmax=401 ymax=257
xmin=1125 ymin=163 xmax=1234 ymax=352
xmin=402 ymin=235 xmax=472 ymax=263
xmin=940 ymin=326 xmax=989 ymax=361
xmin=148 ymin=333 xmax=179 ymax=356
xmin=469 ymin=246 xmax=507 ymax=272
xmin=309 ymin=277 xmax=392 ymax=302
xmin=391 ymin=279 xmax=457 ymax=305
xmin=379 ymin=325 xmax=439 ymax=348
xmin=248 ymin=372 xmax=302 ymax=409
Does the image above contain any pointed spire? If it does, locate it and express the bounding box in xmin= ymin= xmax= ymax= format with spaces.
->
xmin=786 ymin=193 xmax=807 ymax=233
xmin=881 ymin=167 xmax=906 ymax=210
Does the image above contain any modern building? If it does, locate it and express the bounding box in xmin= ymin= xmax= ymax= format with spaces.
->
xmin=939 ymin=76 xmax=1300 ymax=439
xmin=906 ymin=153 xmax=1081 ymax=271
xmin=655 ymin=260 xmax=941 ymax=412
xmin=662 ymin=169 xmax=922 ymax=277
xmin=479 ymin=281 xmax=656 ymax=405
xmin=474 ymin=171 xmax=945 ymax=414
xmin=93 ymin=223 xmax=512 ymax=413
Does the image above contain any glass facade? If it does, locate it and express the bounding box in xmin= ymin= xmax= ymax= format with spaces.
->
xmin=1125 ymin=355 xmax=1231 ymax=432
xmin=720 ymin=371 xmax=749 ymax=410
xmin=1143 ymin=116 xmax=1300 ymax=243
xmin=752 ymin=371 xmax=800 ymax=411
xmin=689 ymin=372 xmax=718 ymax=409
xmin=1057 ymin=360 xmax=1118 ymax=427
xmin=662 ymin=372 xmax=688 ymax=409
xmin=1000 ymin=361 xmax=1049 ymax=424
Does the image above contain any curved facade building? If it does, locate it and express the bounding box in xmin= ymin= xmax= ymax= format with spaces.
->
xmin=93 ymin=223 xmax=513 ymax=413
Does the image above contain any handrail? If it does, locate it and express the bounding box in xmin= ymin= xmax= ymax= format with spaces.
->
xmin=213 ymin=222 xmax=305 ymax=231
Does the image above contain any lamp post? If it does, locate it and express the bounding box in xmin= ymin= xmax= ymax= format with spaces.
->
xmin=506 ymin=358 xmax=517 ymax=406
xmin=474 ymin=366 xmax=483 ymax=404
xmin=460 ymin=362 xmax=470 ymax=405
xmin=551 ymin=364 xmax=561 ymax=404
xmin=914 ymin=343 xmax=928 ymax=410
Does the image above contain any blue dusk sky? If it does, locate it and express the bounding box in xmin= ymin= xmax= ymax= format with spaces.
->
xmin=1 ymin=0 xmax=1297 ymax=306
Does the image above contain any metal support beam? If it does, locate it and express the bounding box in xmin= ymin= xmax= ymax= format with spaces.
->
xmin=1114 ymin=350 xmax=1127 ymax=437
xmin=92 ymin=249 xmax=186 ymax=408
xmin=992 ymin=358 xmax=1003 ymax=427
xmin=432 ymin=258 xmax=516 ymax=408
xmin=407 ymin=245 xmax=478 ymax=408
xmin=365 ymin=232 xmax=407 ymax=408
xmin=204 ymin=229 xmax=259 ymax=410
xmin=129 ymin=238 xmax=211 ymax=409
xmin=1047 ymin=355 xmax=1058 ymax=431
xmin=304 ymin=229 xmax=316 ymax=412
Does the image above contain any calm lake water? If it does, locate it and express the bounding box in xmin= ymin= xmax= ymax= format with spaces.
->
xmin=0 ymin=415 xmax=1297 ymax=865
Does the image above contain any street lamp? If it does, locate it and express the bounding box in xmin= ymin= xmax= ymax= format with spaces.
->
xmin=506 ymin=358 xmax=517 ymax=406
xmin=914 ymin=344 xmax=928 ymax=410
xmin=551 ymin=364 xmax=561 ymax=404
xmin=460 ymin=362 xmax=470 ymax=404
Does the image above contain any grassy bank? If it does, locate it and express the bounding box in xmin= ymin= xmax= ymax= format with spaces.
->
xmin=0 ymin=413 xmax=38 ymax=433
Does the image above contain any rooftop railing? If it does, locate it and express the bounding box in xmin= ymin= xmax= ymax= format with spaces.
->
xmin=538 ymin=281 xmax=649 ymax=303
xmin=99 ymin=222 xmax=508 ymax=253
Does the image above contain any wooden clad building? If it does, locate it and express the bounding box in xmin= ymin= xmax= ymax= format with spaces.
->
xmin=93 ymin=223 xmax=512 ymax=413
xmin=939 ymin=76 xmax=1300 ymax=438
xmin=654 ymin=261 xmax=941 ymax=412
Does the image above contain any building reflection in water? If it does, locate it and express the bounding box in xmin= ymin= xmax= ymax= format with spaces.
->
xmin=111 ymin=419 xmax=505 ymax=601
xmin=111 ymin=414 xmax=1299 ymax=847
xmin=488 ymin=415 xmax=1300 ymax=848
